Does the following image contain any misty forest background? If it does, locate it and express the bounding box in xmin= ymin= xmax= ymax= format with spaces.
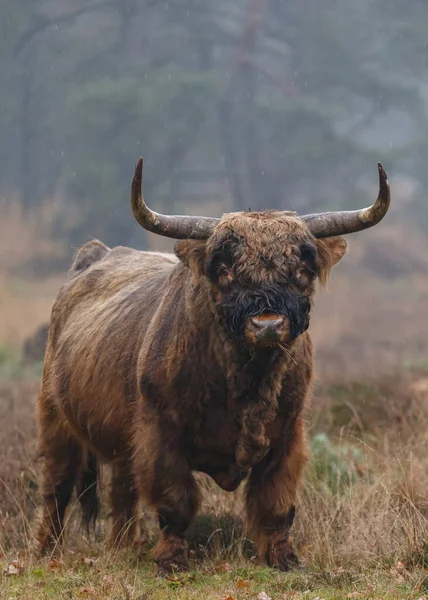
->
xmin=2 ymin=0 xmax=428 ymax=379
xmin=2 ymin=0 xmax=428 ymax=255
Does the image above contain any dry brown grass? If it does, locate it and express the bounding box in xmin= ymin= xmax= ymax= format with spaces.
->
xmin=0 ymin=274 xmax=64 ymax=351
xmin=2 ymin=371 xmax=428 ymax=565
xmin=0 ymin=200 xmax=66 ymax=350
xmin=2 ymin=372 xmax=428 ymax=598
xmin=0 ymin=200 xmax=68 ymax=275
xmin=311 ymin=219 xmax=428 ymax=379
xmin=0 ymin=380 xmax=39 ymax=551
xmin=298 ymin=371 xmax=428 ymax=568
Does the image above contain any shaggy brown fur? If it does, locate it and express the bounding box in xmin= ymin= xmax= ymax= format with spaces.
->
xmin=35 ymin=212 xmax=346 ymax=573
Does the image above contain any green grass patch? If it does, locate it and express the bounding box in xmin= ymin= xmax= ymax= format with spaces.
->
xmin=2 ymin=556 xmax=427 ymax=600
xmin=0 ymin=343 xmax=43 ymax=380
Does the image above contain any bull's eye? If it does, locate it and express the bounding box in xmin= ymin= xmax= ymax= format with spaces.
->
xmin=297 ymin=266 xmax=317 ymax=284
xmin=218 ymin=266 xmax=231 ymax=279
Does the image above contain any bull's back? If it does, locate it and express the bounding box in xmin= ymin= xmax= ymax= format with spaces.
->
xmin=44 ymin=241 xmax=178 ymax=460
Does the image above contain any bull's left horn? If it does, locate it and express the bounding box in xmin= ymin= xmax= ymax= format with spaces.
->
xmin=300 ymin=163 xmax=391 ymax=238
xmin=131 ymin=158 xmax=220 ymax=239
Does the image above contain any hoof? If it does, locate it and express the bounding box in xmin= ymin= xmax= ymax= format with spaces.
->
xmin=155 ymin=558 xmax=189 ymax=577
xmin=154 ymin=535 xmax=189 ymax=577
xmin=34 ymin=533 xmax=62 ymax=559
xmin=267 ymin=539 xmax=301 ymax=572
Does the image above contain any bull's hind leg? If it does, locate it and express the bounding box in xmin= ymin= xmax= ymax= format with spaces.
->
xmin=245 ymin=414 xmax=307 ymax=571
xmin=108 ymin=461 xmax=142 ymax=549
xmin=35 ymin=394 xmax=82 ymax=555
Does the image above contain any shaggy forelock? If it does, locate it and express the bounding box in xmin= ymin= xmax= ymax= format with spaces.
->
xmin=207 ymin=211 xmax=316 ymax=285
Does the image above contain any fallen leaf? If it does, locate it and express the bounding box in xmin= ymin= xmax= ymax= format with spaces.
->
xmin=102 ymin=574 xmax=114 ymax=590
xmin=258 ymin=593 xmax=272 ymax=600
xmin=165 ymin=572 xmax=193 ymax=587
xmin=6 ymin=564 xmax=21 ymax=575
xmin=47 ymin=559 xmax=61 ymax=571
xmin=219 ymin=597 xmax=234 ymax=600
xmin=389 ymin=562 xmax=407 ymax=583
xmin=394 ymin=560 xmax=405 ymax=572
xmin=5 ymin=560 xmax=24 ymax=575
xmin=79 ymin=588 xmax=97 ymax=598
xmin=216 ymin=562 xmax=232 ymax=573
xmin=237 ymin=579 xmax=249 ymax=588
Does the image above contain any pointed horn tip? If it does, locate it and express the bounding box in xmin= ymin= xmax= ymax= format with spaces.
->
xmin=377 ymin=162 xmax=389 ymax=196
xmin=132 ymin=157 xmax=143 ymax=193
xmin=134 ymin=157 xmax=143 ymax=176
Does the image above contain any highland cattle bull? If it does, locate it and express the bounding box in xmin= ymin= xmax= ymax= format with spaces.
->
xmin=35 ymin=159 xmax=390 ymax=573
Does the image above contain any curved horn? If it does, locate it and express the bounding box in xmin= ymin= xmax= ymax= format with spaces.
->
xmin=131 ymin=158 xmax=220 ymax=239
xmin=300 ymin=163 xmax=390 ymax=238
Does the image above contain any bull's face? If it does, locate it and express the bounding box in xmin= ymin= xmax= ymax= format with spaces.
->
xmin=131 ymin=158 xmax=388 ymax=345
xmin=175 ymin=211 xmax=347 ymax=349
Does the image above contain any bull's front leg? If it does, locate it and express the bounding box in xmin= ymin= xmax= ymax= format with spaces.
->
xmin=152 ymin=455 xmax=200 ymax=575
xmin=245 ymin=414 xmax=307 ymax=571
xmin=134 ymin=422 xmax=200 ymax=575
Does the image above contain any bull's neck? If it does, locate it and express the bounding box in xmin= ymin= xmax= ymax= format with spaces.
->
xmin=178 ymin=268 xmax=302 ymax=467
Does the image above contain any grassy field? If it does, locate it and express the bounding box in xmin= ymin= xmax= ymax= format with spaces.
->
xmin=2 ymin=203 xmax=428 ymax=598
xmin=2 ymin=369 xmax=428 ymax=599
xmin=4 ymin=556 xmax=428 ymax=599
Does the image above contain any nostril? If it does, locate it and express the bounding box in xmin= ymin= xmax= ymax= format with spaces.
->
xmin=251 ymin=316 xmax=284 ymax=330
xmin=270 ymin=318 xmax=285 ymax=331
xmin=251 ymin=317 xmax=264 ymax=329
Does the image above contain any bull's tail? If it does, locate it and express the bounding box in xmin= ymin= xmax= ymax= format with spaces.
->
xmin=76 ymin=450 xmax=100 ymax=533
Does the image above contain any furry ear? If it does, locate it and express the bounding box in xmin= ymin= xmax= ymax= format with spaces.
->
xmin=316 ymin=236 xmax=347 ymax=285
xmin=174 ymin=240 xmax=207 ymax=278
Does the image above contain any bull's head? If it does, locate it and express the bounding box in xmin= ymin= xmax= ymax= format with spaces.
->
xmin=131 ymin=158 xmax=390 ymax=348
